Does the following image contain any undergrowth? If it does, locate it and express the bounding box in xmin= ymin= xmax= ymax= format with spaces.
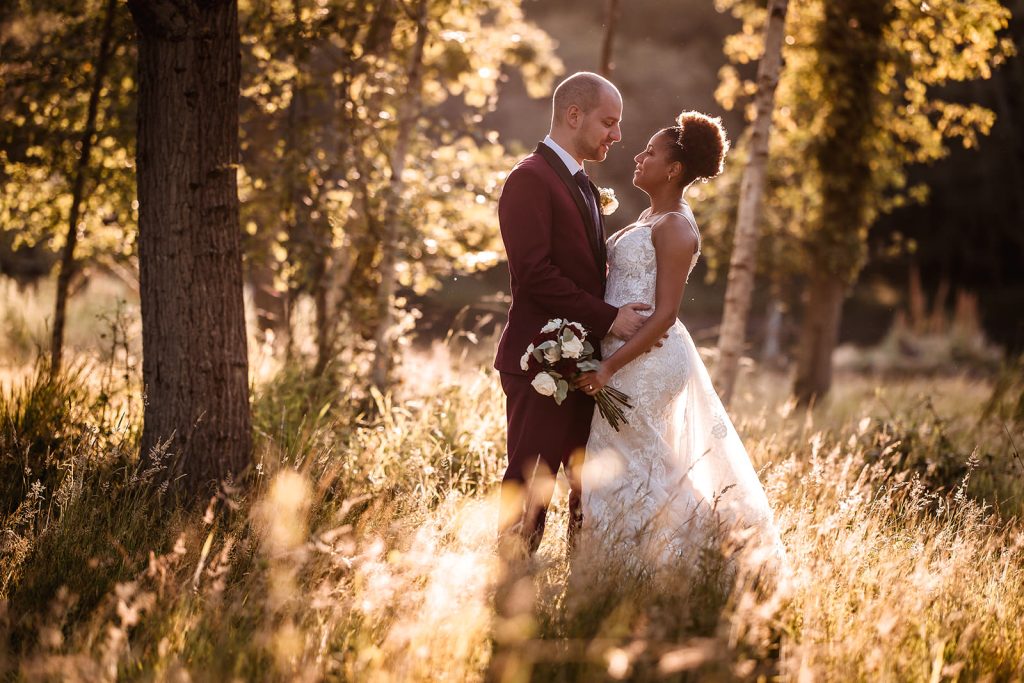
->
xmin=1 ymin=347 xmax=1022 ymax=681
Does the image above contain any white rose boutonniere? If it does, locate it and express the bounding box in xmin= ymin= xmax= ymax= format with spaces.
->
xmin=598 ymin=187 xmax=618 ymax=216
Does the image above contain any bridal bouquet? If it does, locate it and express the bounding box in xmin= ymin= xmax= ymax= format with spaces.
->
xmin=520 ymin=318 xmax=633 ymax=430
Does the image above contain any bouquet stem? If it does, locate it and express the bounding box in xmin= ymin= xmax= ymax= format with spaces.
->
xmin=594 ymin=387 xmax=632 ymax=431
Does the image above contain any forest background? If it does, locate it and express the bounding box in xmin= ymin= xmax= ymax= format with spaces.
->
xmin=2 ymin=0 xmax=1024 ymax=680
xmin=3 ymin=0 xmax=1022 ymax=379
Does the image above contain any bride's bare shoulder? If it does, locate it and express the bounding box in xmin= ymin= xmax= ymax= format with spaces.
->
xmin=650 ymin=213 xmax=699 ymax=253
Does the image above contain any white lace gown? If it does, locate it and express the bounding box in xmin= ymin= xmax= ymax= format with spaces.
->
xmin=582 ymin=205 xmax=783 ymax=566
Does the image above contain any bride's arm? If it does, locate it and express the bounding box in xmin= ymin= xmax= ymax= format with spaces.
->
xmin=574 ymin=214 xmax=697 ymax=393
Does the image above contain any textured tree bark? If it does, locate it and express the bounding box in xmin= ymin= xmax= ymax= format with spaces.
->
xmin=370 ymin=0 xmax=428 ymax=389
xmin=715 ymin=0 xmax=789 ymax=406
xmin=129 ymin=0 xmax=251 ymax=492
xmin=599 ymin=0 xmax=621 ymax=77
xmin=793 ymin=273 xmax=845 ymax=404
xmin=50 ymin=0 xmax=119 ymax=375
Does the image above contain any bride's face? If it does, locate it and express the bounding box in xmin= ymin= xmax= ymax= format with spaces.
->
xmin=633 ymin=132 xmax=682 ymax=192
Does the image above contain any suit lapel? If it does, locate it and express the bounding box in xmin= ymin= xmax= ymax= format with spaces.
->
xmin=590 ymin=178 xmax=608 ymax=279
xmin=534 ymin=143 xmax=604 ymax=277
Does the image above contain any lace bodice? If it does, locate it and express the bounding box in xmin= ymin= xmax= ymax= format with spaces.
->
xmin=603 ymin=206 xmax=701 ymax=311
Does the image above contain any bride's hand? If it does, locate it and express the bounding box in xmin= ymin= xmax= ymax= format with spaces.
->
xmin=574 ymin=364 xmax=613 ymax=396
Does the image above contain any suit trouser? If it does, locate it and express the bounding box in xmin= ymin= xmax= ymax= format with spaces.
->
xmin=498 ymin=371 xmax=594 ymax=556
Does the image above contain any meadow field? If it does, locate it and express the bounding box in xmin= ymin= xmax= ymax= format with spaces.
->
xmin=1 ymin=280 xmax=1023 ymax=682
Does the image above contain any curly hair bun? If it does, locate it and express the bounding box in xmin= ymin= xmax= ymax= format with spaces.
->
xmin=674 ymin=111 xmax=730 ymax=183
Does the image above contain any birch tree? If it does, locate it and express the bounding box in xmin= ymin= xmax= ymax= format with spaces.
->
xmin=370 ymin=0 xmax=428 ymax=389
xmin=714 ymin=0 xmax=789 ymax=406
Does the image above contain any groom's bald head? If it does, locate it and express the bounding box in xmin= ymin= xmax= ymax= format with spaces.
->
xmin=551 ymin=72 xmax=621 ymax=126
xmin=549 ymin=72 xmax=622 ymax=163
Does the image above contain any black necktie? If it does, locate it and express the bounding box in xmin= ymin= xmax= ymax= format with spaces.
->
xmin=573 ymin=169 xmax=601 ymax=243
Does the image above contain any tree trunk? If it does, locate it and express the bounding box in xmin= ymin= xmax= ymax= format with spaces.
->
xmin=792 ymin=0 xmax=889 ymax=406
xmin=283 ymin=0 xmax=320 ymax=368
xmin=761 ymin=296 xmax=784 ymax=366
xmin=714 ymin=0 xmax=789 ymax=406
xmin=599 ymin=0 xmax=621 ymax=78
xmin=312 ymin=13 xmax=385 ymax=375
xmin=248 ymin=253 xmax=289 ymax=349
xmin=129 ymin=0 xmax=251 ymax=492
xmin=313 ymin=267 xmax=331 ymax=374
xmin=370 ymin=0 xmax=428 ymax=389
xmin=793 ymin=273 xmax=845 ymax=404
xmin=50 ymin=0 xmax=119 ymax=375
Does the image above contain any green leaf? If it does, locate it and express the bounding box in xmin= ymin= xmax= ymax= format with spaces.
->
xmin=555 ymin=380 xmax=568 ymax=405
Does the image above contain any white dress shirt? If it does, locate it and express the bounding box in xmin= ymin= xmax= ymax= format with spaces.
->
xmin=542 ymin=135 xmax=583 ymax=176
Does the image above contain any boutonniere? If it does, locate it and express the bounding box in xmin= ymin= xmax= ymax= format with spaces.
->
xmin=598 ymin=187 xmax=619 ymax=216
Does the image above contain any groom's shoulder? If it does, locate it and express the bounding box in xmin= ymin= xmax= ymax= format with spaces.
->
xmin=507 ymin=151 xmax=554 ymax=184
xmin=500 ymin=154 xmax=553 ymax=206
xmin=511 ymin=150 xmax=545 ymax=173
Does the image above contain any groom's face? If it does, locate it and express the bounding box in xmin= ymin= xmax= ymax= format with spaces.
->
xmin=573 ymin=88 xmax=622 ymax=163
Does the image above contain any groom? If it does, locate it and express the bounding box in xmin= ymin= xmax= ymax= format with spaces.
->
xmin=494 ymin=72 xmax=648 ymax=558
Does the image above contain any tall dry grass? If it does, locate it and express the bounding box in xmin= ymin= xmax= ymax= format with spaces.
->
xmin=1 ymin=287 xmax=1023 ymax=680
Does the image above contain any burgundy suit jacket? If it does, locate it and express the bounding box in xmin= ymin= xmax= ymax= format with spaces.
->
xmin=494 ymin=143 xmax=618 ymax=376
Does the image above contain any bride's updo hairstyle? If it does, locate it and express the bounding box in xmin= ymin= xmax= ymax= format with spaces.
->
xmin=661 ymin=111 xmax=730 ymax=186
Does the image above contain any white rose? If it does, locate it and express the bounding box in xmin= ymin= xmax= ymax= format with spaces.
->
xmin=541 ymin=342 xmax=561 ymax=363
xmin=562 ymin=335 xmax=584 ymax=359
xmin=540 ymin=318 xmax=563 ymax=333
xmin=531 ymin=372 xmax=557 ymax=396
xmin=520 ymin=343 xmax=535 ymax=371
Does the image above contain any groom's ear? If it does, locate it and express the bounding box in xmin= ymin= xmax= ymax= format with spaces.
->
xmin=565 ymin=104 xmax=582 ymax=129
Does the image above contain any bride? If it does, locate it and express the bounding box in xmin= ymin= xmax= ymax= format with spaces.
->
xmin=574 ymin=111 xmax=783 ymax=567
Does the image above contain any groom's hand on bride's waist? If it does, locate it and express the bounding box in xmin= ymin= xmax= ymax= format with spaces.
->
xmin=609 ymin=302 xmax=650 ymax=340
xmin=608 ymin=302 xmax=669 ymax=350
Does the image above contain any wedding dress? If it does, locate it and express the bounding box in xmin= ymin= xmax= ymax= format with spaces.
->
xmin=582 ymin=203 xmax=783 ymax=566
